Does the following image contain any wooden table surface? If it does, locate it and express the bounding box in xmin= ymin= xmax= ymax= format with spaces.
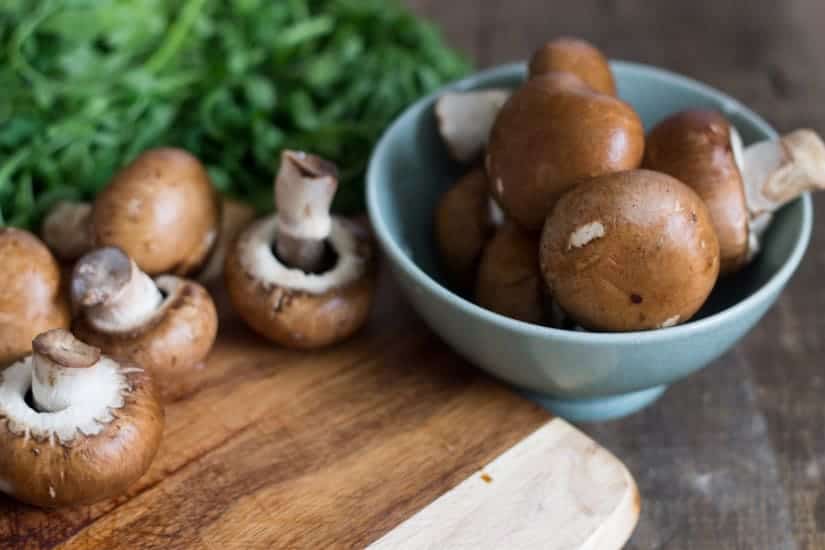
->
xmin=408 ymin=1 xmax=825 ymax=548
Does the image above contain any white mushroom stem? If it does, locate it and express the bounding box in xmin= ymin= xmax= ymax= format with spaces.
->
xmin=275 ymin=150 xmax=339 ymax=273
xmin=41 ymin=201 xmax=94 ymax=261
xmin=72 ymin=247 xmax=163 ymax=334
xmin=436 ymin=89 xmax=512 ymax=163
xmin=31 ymin=330 xmax=102 ymax=413
xmin=731 ymin=128 xmax=825 ymax=255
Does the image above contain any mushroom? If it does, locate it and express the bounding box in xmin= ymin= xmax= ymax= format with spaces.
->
xmin=645 ymin=109 xmax=825 ymax=269
xmin=41 ymin=201 xmax=94 ymax=262
xmin=225 ymin=150 xmax=376 ymax=350
xmin=0 ymin=329 xmax=163 ymax=508
xmin=71 ymin=247 xmax=218 ymax=398
xmin=476 ymin=223 xmax=547 ymax=325
xmin=528 ymin=37 xmax=617 ymax=96
xmin=540 ymin=170 xmax=720 ymax=332
xmin=435 ymin=89 xmax=512 ymax=164
xmin=435 ymin=167 xmax=502 ymax=291
xmin=487 ymin=72 xmax=645 ymax=232
xmin=92 ymin=148 xmax=220 ymax=276
xmin=0 ymin=229 xmax=71 ymax=365
xmin=197 ymin=197 xmax=257 ymax=286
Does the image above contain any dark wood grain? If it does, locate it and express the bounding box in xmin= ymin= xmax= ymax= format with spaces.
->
xmin=0 ymin=273 xmax=550 ymax=549
xmin=406 ymin=0 xmax=825 ymax=548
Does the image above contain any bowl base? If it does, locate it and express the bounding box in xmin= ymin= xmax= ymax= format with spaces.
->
xmin=523 ymin=385 xmax=668 ymax=423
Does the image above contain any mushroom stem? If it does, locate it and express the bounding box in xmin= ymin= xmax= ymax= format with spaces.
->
xmin=435 ymin=90 xmax=512 ymax=163
xmin=31 ymin=329 xmax=101 ymax=413
xmin=736 ymin=129 xmax=825 ymax=218
xmin=72 ymin=247 xmax=163 ymax=334
xmin=41 ymin=201 xmax=94 ymax=261
xmin=275 ymin=150 xmax=339 ymax=273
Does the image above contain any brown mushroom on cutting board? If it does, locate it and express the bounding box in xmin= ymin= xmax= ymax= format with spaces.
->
xmin=42 ymin=148 xmax=221 ymax=275
xmin=225 ymin=151 xmax=376 ymax=350
xmin=435 ymin=167 xmax=502 ymax=291
xmin=487 ymin=72 xmax=645 ymax=232
xmin=476 ymin=223 xmax=546 ymax=325
xmin=540 ymin=170 xmax=720 ymax=332
xmin=528 ymin=37 xmax=616 ymax=96
xmin=645 ymin=109 xmax=825 ymax=271
xmin=71 ymin=247 xmax=218 ymax=398
xmin=0 ymin=329 xmax=163 ymax=508
xmin=0 ymin=229 xmax=71 ymax=364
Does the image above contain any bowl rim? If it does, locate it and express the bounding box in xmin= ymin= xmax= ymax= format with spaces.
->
xmin=367 ymin=60 xmax=814 ymax=344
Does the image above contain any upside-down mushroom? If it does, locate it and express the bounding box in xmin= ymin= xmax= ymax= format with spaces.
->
xmin=645 ymin=109 xmax=825 ymax=270
xmin=487 ymin=72 xmax=645 ymax=232
xmin=540 ymin=170 xmax=720 ymax=332
xmin=71 ymin=247 xmax=218 ymax=398
xmin=225 ymin=151 xmax=376 ymax=350
xmin=0 ymin=329 xmax=163 ymax=508
xmin=0 ymin=229 xmax=71 ymax=364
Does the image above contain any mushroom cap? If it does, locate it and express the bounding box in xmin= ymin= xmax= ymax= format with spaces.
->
xmin=476 ymin=223 xmax=545 ymax=324
xmin=73 ymin=276 xmax=218 ymax=400
xmin=93 ymin=148 xmax=220 ymax=276
xmin=225 ymin=216 xmax=376 ymax=350
xmin=644 ymin=109 xmax=749 ymax=274
xmin=0 ymin=353 xmax=163 ymax=507
xmin=435 ymin=167 xmax=496 ymax=291
xmin=528 ymin=37 xmax=617 ymax=96
xmin=540 ymin=170 xmax=720 ymax=332
xmin=0 ymin=229 xmax=71 ymax=365
xmin=487 ymin=74 xmax=644 ymax=232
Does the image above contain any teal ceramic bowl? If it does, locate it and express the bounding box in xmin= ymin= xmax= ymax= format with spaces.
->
xmin=366 ymin=62 xmax=813 ymax=422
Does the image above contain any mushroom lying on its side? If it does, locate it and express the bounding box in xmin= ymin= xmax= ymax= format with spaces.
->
xmin=0 ymin=229 xmax=71 ymax=364
xmin=540 ymin=170 xmax=720 ymax=332
xmin=71 ymin=247 xmax=218 ymax=399
xmin=487 ymin=72 xmax=645 ymax=232
xmin=528 ymin=37 xmax=616 ymax=96
xmin=645 ymin=109 xmax=825 ymax=270
xmin=42 ymin=148 xmax=221 ymax=275
xmin=0 ymin=329 xmax=163 ymax=508
xmin=435 ymin=167 xmax=502 ymax=291
xmin=476 ymin=223 xmax=547 ymax=325
xmin=225 ymin=151 xmax=376 ymax=350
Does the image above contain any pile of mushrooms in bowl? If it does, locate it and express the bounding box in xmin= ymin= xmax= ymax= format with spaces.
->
xmin=366 ymin=37 xmax=821 ymax=421
xmin=0 ymin=147 xmax=376 ymax=508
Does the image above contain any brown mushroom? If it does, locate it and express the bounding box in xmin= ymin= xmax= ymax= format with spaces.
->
xmin=71 ymin=247 xmax=218 ymax=399
xmin=435 ymin=89 xmax=512 ymax=164
xmin=644 ymin=110 xmax=749 ymax=274
xmin=41 ymin=201 xmax=94 ymax=262
xmin=197 ymin=196 xmax=257 ymax=287
xmin=645 ymin=110 xmax=825 ymax=270
xmin=225 ymin=151 xmax=376 ymax=350
xmin=487 ymin=72 xmax=645 ymax=232
xmin=0 ymin=229 xmax=71 ymax=364
xmin=93 ymin=148 xmax=220 ymax=276
xmin=528 ymin=37 xmax=617 ymax=96
xmin=476 ymin=223 xmax=547 ymax=324
xmin=435 ymin=167 xmax=502 ymax=290
xmin=0 ymin=329 xmax=163 ymax=507
xmin=540 ymin=170 xmax=720 ymax=332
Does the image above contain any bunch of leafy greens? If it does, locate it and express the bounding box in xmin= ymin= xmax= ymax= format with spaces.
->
xmin=0 ymin=0 xmax=469 ymax=228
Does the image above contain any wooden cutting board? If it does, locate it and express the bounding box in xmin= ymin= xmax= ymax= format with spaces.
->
xmin=0 ymin=269 xmax=639 ymax=549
